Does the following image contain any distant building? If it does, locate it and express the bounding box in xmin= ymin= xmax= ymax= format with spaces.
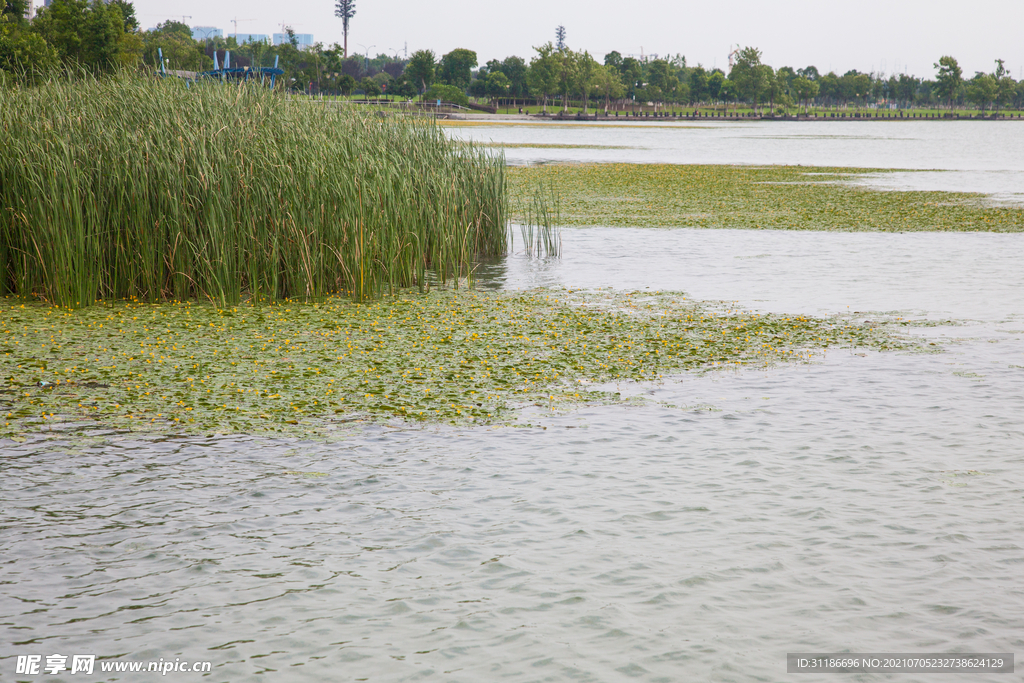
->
xmin=273 ymin=33 xmax=314 ymax=50
xmin=191 ymin=26 xmax=224 ymax=42
xmin=234 ymin=34 xmax=271 ymax=45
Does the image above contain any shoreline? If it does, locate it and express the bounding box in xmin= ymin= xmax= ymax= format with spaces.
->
xmin=446 ymin=111 xmax=1024 ymax=123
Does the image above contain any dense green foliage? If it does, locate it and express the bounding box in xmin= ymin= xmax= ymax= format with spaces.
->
xmin=0 ymin=13 xmax=56 ymax=82
xmin=142 ymin=20 xmax=210 ymax=72
xmin=507 ymin=164 xmax=1024 ymax=232
xmin=5 ymin=1 xmax=1021 ymax=112
xmin=27 ymin=0 xmax=140 ymax=72
xmin=0 ymin=289 xmax=910 ymax=437
xmin=0 ymin=75 xmax=507 ymax=308
xmin=436 ymin=48 xmax=477 ymax=90
xmin=423 ymin=82 xmax=469 ymax=106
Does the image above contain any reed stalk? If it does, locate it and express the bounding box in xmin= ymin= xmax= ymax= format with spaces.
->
xmin=0 ymin=73 xmax=508 ymax=307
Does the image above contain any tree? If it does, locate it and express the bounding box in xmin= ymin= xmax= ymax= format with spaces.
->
xmin=484 ymin=69 xmax=509 ymax=100
xmin=33 ymin=0 xmax=139 ymax=71
xmin=553 ymin=46 xmax=577 ymax=111
xmin=108 ymin=0 xmax=137 ymax=32
xmin=423 ymin=82 xmax=468 ymax=107
xmin=619 ymin=56 xmax=642 ymax=97
xmin=707 ymin=69 xmax=725 ymax=101
xmin=729 ymin=46 xmax=767 ymax=111
xmin=527 ymin=43 xmax=557 ymax=113
xmin=603 ymin=50 xmax=621 ymax=70
xmin=436 ymin=48 xmax=476 ymax=89
xmin=405 ymin=49 xmax=434 ymax=94
xmin=689 ymin=65 xmax=709 ymax=103
xmin=337 ymin=73 xmax=356 ymax=95
xmin=153 ymin=20 xmax=191 ymax=39
xmin=1 ymin=13 xmax=57 ymax=82
xmin=797 ymin=65 xmax=819 ymax=81
xmin=2 ymin=0 xmax=28 ymax=22
xmin=775 ymin=66 xmax=797 ymax=99
xmin=837 ymin=70 xmax=871 ymax=105
xmin=284 ymin=26 xmax=298 ymax=49
xmin=718 ymin=77 xmax=736 ymax=103
xmin=646 ymin=59 xmax=677 ymax=99
xmin=764 ymin=66 xmax=787 ymax=113
xmin=334 ymin=0 xmax=354 ymax=58
xmin=933 ymin=55 xmax=962 ymax=110
xmin=791 ymin=76 xmax=818 ymax=113
xmin=499 ymin=55 xmax=528 ymax=99
xmin=965 ymin=72 xmax=997 ymax=111
xmin=646 ymin=58 xmax=683 ymax=106
xmin=142 ymin=27 xmax=207 ymax=71
xmin=994 ymin=59 xmax=1016 ymax=110
xmin=895 ymin=73 xmax=919 ymax=108
xmin=574 ymin=50 xmax=598 ymax=113
xmin=593 ymin=63 xmax=625 ymax=112
xmin=359 ymin=76 xmax=380 ymax=98
xmin=818 ymin=72 xmax=839 ymax=106
xmin=389 ymin=74 xmax=417 ymax=99
xmin=467 ymin=70 xmax=487 ymax=98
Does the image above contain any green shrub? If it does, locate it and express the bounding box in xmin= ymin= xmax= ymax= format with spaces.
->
xmin=423 ymin=82 xmax=469 ymax=107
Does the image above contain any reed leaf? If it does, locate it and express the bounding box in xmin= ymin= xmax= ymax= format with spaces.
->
xmin=0 ymin=73 xmax=508 ymax=307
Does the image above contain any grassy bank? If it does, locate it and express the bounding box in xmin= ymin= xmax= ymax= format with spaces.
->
xmin=0 ymin=75 xmax=506 ymax=308
xmin=0 ymin=290 xmax=911 ymax=439
xmin=507 ymin=164 xmax=1024 ymax=232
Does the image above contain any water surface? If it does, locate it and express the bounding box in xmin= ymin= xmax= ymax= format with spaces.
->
xmin=4 ymin=128 xmax=1024 ymax=682
xmin=450 ymin=119 xmax=1024 ymax=202
xmin=4 ymin=227 xmax=1023 ymax=682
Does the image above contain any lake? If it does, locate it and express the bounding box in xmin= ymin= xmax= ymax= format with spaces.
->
xmin=451 ymin=118 xmax=1024 ymax=204
xmin=2 ymin=121 xmax=1022 ymax=682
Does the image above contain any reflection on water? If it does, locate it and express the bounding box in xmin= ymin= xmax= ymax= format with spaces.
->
xmin=3 ymin=228 xmax=1024 ymax=682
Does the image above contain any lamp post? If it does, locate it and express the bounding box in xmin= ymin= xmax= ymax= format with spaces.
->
xmin=194 ymin=26 xmax=218 ymax=67
xmin=357 ymin=44 xmax=375 ymax=102
xmin=358 ymin=43 xmax=375 ymax=74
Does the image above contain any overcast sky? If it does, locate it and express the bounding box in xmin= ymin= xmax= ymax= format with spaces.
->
xmin=133 ymin=0 xmax=1024 ymax=79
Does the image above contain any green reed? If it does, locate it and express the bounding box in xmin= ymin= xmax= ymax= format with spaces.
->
xmin=512 ymin=181 xmax=561 ymax=258
xmin=0 ymin=74 xmax=508 ymax=307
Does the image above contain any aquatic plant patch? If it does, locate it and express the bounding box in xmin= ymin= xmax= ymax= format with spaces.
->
xmin=440 ymin=121 xmax=712 ymax=130
xmin=0 ymin=291 xmax=911 ymax=438
xmin=507 ymin=164 xmax=1024 ymax=232
xmin=474 ymin=142 xmax=636 ymax=150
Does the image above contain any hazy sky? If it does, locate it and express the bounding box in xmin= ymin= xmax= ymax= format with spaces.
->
xmin=134 ymin=0 xmax=1024 ymax=79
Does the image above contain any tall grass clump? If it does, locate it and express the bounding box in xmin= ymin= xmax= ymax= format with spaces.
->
xmin=0 ymin=73 xmax=507 ymax=307
xmin=512 ymin=182 xmax=561 ymax=258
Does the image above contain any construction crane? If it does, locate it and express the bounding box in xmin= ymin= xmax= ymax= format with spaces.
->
xmin=728 ymin=45 xmax=740 ymax=70
xmin=231 ymin=18 xmax=254 ymax=41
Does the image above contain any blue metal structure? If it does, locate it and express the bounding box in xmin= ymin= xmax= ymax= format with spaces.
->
xmin=200 ymin=53 xmax=283 ymax=88
xmin=156 ymin=49 xmax=283 ymax=89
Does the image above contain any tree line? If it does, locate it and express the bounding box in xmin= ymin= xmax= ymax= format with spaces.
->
xmin=4 ymin=5 xmax=1023 ymax=112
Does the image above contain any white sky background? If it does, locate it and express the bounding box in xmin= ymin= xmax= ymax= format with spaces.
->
xmin=134 ymin=0 xmax=1024 ymax=79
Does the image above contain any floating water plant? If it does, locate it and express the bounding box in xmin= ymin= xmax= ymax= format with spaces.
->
xmin=0 ymin=74 xmax=507 ymax=308
xmin=0 ymin=290 xmax=911 ymax=438
xmin=507 ymin=164 xmax=1024 ymax=232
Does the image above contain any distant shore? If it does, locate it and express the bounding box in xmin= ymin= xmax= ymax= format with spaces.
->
xmin=446 ymin=111 xmax=1023 ymax=123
